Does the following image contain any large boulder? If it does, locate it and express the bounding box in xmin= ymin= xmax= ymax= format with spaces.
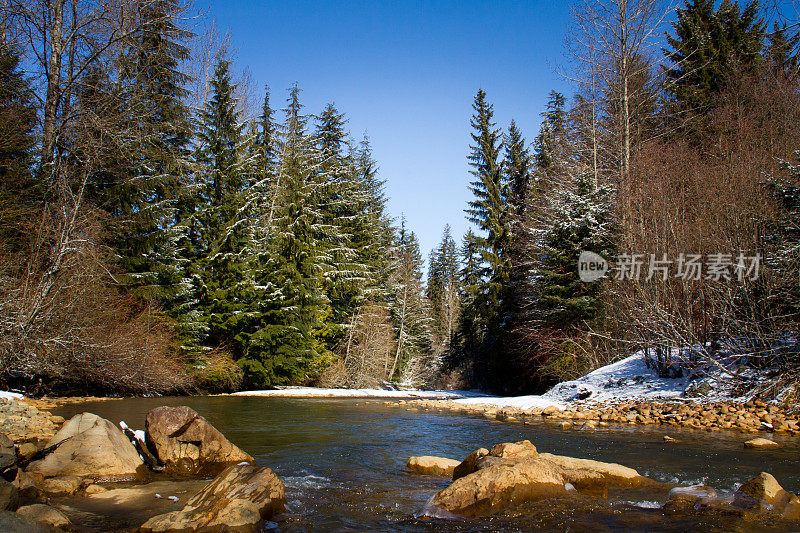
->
xmin=452 ymin=441 xmax=538 ymax=481
xmin=430 ymin=441 xmax=650 ymax=517
xmin=733 ymin=472 xmax=800 ymax=519
xmin=407 ymin=456 xmax=461 ymax=477
xmin=430 ymin=459 xmax=568 ymax=517
xmin=145 ymin=406 xmax=254 ymax=476
xmin=27 ymin=413 xmax=143 ymax=480
xmin=16 ymin=504 xmax=70 ymax=529
xmin=140 ymin=463 xmax=285 ymax=533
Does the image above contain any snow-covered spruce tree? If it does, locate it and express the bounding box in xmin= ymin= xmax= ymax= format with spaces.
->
xmin=390 ymin=219 xmax=433 ymax=386
xmin=313 ymin=104 xmax=372 ymax=349
xmin=240 ymin=85 xmax=332 ymax=387
xmin=112 ymin=0 xmax=193 ymax=304
xmin=426 ymin=224 xmax=461 ymax=354
xmin=181 ymin=57 xmax=252 ymax=356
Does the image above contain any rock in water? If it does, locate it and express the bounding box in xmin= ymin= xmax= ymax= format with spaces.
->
xmin=744 ymin=438 xmax=780 ymax=449
xmin=145 ymin=406 xmax=254 ymax=475
xmin=407 ymin=456 xmax=461 ymax=477
xmin=16 ymin=504 xmax=71 ymax=528
xmin=140 ymin=463 xmax=286 ymax=532
xmin=733 ymin=472 xmax=800 ymax=519
xmin=431 ymin=459 xmax=568 ymax=517
xmin=27 ymin=413 xmax=143 ymax=479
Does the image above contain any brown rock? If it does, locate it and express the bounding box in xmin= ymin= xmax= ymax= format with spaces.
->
xmin=406 ymin=456 xmax=460 ymax=477
xmin=0 ymin=479 xmax=18 ymax=511
xmin=140 ymin=463 xmax=285 ymax=533
xmin=84 ymin=483 xmax=107 ymax=494
xmin=16 ymin=504 xmax=70 ymax=528
xmin=145 ymin=406 xmax=254 ymax=476
xmin=39 ymin=475 xmax=81 ymax=495
xmin=452 ymin=448 xmax=489 ymax=480
xmin=27 ymin=413 xmax=143 ymax=479
xmin=430 ymin=459 xmax=568 ymax=517
xmin=16 ymin=444 xmax=36 ymax=461
xmin=744 ymin=438 xmax=780 ymax=449
xmin=537 ymin=453 xmax=644 ymax=487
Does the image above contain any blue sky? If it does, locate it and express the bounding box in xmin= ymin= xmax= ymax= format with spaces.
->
xmin=202 ymin=1 xmax=575 ymax=258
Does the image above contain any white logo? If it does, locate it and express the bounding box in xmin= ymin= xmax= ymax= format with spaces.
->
xmin=578 ymin=250 xmax=608 ymax=282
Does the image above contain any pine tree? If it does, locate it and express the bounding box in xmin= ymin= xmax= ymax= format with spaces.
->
xmin=114 ymin=0 xmax=193 ymax=303
xmin=241 ymin=85 xmax=331 ymax=387
xmin=533 ymin=91 xmax=566 ymax=171
xmin=426 ymin=224 xmax=461 ymax=352
xmin=665 ymin=0 xmax=766 ymax=115
xmin=766 ymin=22 xmax=800 ymax=80
xmin=389 ymin=219 xmax=432 ymax=385
xmin=0 ymin=41 xmax=38 ymax=252
xmin=186 ymin=57 xmax=251 ymax=354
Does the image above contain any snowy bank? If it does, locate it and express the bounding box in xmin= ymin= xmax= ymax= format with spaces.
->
xmin=453 ymin=395 xmax=566 ymax=411
xmin=232 ymin=387 xmax=488 ymax=400
xmin=0 ymin=391 xmax=24 ymax=401
xmin=543 ymin=350 xmax=692 ymax=404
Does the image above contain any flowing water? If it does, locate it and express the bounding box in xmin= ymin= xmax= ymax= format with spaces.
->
xmin=55 ymin=396 xmax=800 ymax=532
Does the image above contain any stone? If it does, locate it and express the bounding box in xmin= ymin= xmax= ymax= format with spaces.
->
xmin=84 ymin=483 xmax=107 ymax=494
xmin=0 ymin=479 xmax=19 ymax=511
xmin=140 ymin=463 xmax=285 ymax=533
xmin=489 ymin=440 xmax=538 ymax=459
xmin=542 ymin=405 xmax=558 ymax=416
xmin=0 ymin=512 xmax=50 ymax=533
xmin=39 ymin=475 xmax=82 ymax=495
xmin=734 ymin=472 xmax=795 ymax=511
xmin=430 ymin=459 xmax=568 ymax=517
xmin=0 ymin=433 xmax=16 ymax=472
xmin=16 ymin=444 xmax=37 ymax=460
xmin=16 ymin=504 xmax=70 ymax=528
xmin=27 ymin=413 xmax=143 ymax=479
xmin=537 ymin=453 xmax=644 ymax=487
xmin=406 ymin=456 xmax=461 ymax=477
xmin=48 ymin=416 xmax=64 ymax=425
xmin=451 ymin=447 xmax=489 ymax=481
xmin=12 ymin=471 xmax=38 ymax=500
xmin=744 ymin=438 xmax=780 ymax=449
xmin=145 ymin=406 xmax=254 ymax=475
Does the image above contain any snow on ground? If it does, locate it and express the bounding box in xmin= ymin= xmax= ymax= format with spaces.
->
xmin=543 ymin=350 xmax=692 ymax=404
xmin=232 ymin=387 xmax=489 ymax=399
xmin=453 ymin=395 xmax=566 ymax=411
xmin=0 ymin=391 xmax=24 ymax=401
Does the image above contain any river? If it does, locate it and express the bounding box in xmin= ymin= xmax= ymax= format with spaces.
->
xmin=55 ymin=396 xmax=800 ymax=532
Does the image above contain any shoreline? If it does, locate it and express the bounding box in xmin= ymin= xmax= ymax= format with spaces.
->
xmin=387 ymin=397 xmax=800 ymax=435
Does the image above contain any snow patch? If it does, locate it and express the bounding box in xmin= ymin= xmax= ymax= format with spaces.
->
xmin=232 ymin=388 xmax=487 ymax=400
xmin=543 ymin=350 xmax=691 ymax=404
xmin=0 ymin=391 xmax=24 ymax=401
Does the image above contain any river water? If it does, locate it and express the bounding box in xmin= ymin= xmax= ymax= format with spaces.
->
xmin=55 ymin=396 xmax=800 ymax=532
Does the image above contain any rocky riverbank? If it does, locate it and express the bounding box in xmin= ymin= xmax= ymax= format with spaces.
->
xmin=390 ymin=397 xmax=800 ymax=435
xmin=0 ymin=396 xmax=285 ymax=532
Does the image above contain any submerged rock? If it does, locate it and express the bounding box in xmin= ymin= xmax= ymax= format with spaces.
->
xmin=140 ymin=463 xmax=285 ymax=533
xmin=406 ymin=456 xmax=461 ymax=477
xmin=145 ymin=406 xmax=254 ymax=475
xmin=27 ymin=413 xmax=143 ymax=480
xmin=744 ymin=437 xmax=780 ymax=449
xmin=0 ymin=479 xmax=19 ymax=511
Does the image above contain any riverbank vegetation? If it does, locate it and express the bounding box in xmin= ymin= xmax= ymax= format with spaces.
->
xmin=1 ymin=0 xmax=799 ymax=397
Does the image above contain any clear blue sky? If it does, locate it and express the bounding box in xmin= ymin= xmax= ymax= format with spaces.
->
xmin=203 ymin=0 xmax=574 ymax=259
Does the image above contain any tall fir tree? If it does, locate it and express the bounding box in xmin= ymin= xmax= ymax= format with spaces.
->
xmin=185 ymin=57 xmax=251 ymax=354
xmin=242 ymin=85 xmax=331 ymax=386
xmin=664 ymin=0 xmax=766 ymax=116
xmin=0 ymin=41 xmax=38 ymax=252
